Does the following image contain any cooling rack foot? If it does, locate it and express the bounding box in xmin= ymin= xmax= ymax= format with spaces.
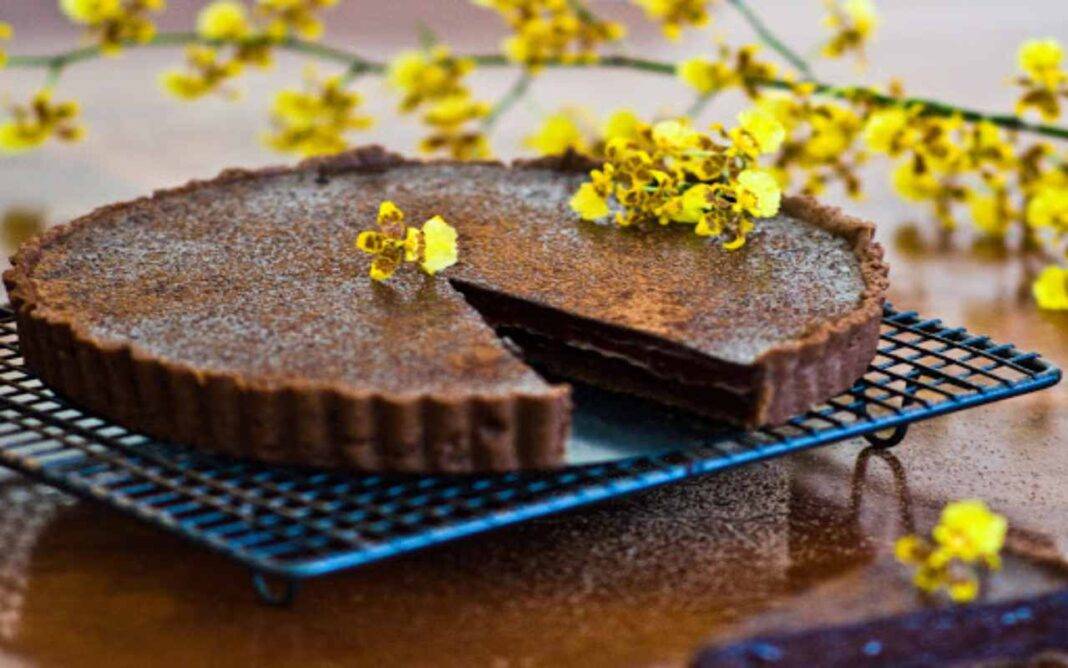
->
xmin=251 ymin=571 xmax=298 ymax=606
xmin=863 ymin=424 xmax=909 ymax=448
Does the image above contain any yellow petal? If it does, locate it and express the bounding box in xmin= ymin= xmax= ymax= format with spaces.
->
xmin=1032 ymin=265 xmax=1068 ymax=310
xmin=197 ymin=1 xmax=251 ymax=41
xmin=377 ymin=200 xmax=405 ymax=227
xmin=525 ymin=111 xmax=587 ymax=156
xmin=1018 ymin=38 xmax=1063 ymax=80
xmin=600 ymin=109 xmax=642 ymax=143
xmin=419 ymin=215 xmax=459 ymax=275
xmin=570 ymin=182 xmax=610 ymax=220
xmin=863 ymin=107 xmax=909 ymax=154
xmin=735 ymin=169 xmax=782 ymax=218
xmin=737 ymin=107 xmax=785 ymax=155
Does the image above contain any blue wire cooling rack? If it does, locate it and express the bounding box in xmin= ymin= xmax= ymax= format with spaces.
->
xmin=0 ymin=305 xmax=1060 ymax=604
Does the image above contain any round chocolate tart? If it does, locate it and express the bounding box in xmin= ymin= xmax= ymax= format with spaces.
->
xmin=4 ymin=147 xmax=888 ymax=472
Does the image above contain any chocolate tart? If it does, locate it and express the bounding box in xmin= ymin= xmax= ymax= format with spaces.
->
xmin=4 ymin=146 xmax=888 ymax=472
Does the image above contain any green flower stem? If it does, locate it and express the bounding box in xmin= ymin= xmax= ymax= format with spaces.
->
xmin=482 ymin=73 xmax=533 ymax=130
xmin=5 ymin=32 xmax=1068 ymax=141
xmin=686 ymin=92 xmax=718 ymax=119
xmin=726 ymin=0 xmax=814 ymax=79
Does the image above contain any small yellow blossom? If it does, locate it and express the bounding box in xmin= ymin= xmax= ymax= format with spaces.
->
xmin=600 ymin=109 xmax=642 ymax=145
xmin=1013 ymin=39 xmax=1068 ymax=121
xmin=160 ymin=45 xmax=244 ymax=99
xmin=0 ymin=90 xmax=85 ymax=154
xmin=632 ymin=0 xmax=711 ymax=41
xmin=677 ymin=57 xmax=735 ymax=96
xmin=1026 ymin=183 xmax=1068 ymax=232
xmin=256 ymin=0 xmax=337 ymax=41
xmin=735 ymin=169 xmax=781 ymax=218
xmin=0 ymin=22 xmax=11 ymax=69
xmin=932 ymin=500 xmax=1008 ymax=566
xmin=651 ymin=118 xmax=700 ymax=151
xmin=679 ymin=184 xmax=714 ymax=222
xmin=753 ymin=93 xmax=798 ymax=132
xmin=967 ymin=190 xmax=1013 ymax=238
xmin=895 ymin=499 xmax=1006 ymax=603
xmin=862 ymin=106 xmax=910 ymax=154
xmin=197 ymin=0 xmax=251 ymax=41
xmin=356 ymin=201 xmax=458 ymax=281
xmin=419 ymin=131 xmax=492 ymax=161
xmin=422 ymin=95 xmax=491 ymax=129
xmin=821 ymin=0 xmax=877 ymax=66
xmin=476 ymin=0 xmax=625 ymax=72
xmin=1019 ymin=39 xmax=1063 ymax=85
xmin=570 ymin=182 xmax=610 ymax=220
xmin=525 ymin=110 xmax=588 ymax=156
xmin=732 ymin=107 xmax=785 ymax=156
xmin=387 ymin=46 xmax=475 ymax=113
xmin=804 ymin=103 xmax=860 ymax=159
xmin=1032 ymin=265 xmax=1068 ymax=310
xmin=263 ymin=72 xmax=373 ymax=157
xmin=891 ymin=159 xmax=940 ymax=202
xmin=676 ymin=44 xmax=776 ymax=99
xmin=60 ymin=0 xmax=165 ymax=54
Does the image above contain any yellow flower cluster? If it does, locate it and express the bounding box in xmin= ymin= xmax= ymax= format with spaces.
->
xmin=161 ymin=45 xmax=246 ymax=99
xmin=524 ymin=108 xmax=648 ymax=159
xmin=60 ymin=0 xmax=165 ymax=55
xmin=1025 ymin=155 xmax=1068 ymax=310
xmin=162 ymin=0 xmax=337 ymax=100
xmin=632 ymin=0 xmax=712 ymax=41
xmin=895 ymin=499 xmax=1007 ymax=603
xmin=263 ymin=70 xmax=372 ymax=157
xmin=1014 ymin=39 xmax=1068 ymax=122
xmin=162 ymin=1 xmax=263 ymax=100
xmin=0 ymin=22 xmax=11 ymax=69
xmin=198 ymin=0 xmax=253 ymax=41
xmin=257 ymin=0 xmax=338 ymax=41
xmin=677 ymin=43 xmax=778 ymax=99
xmin=474 ymin=0 xmax=625 ymax=72
xmin=356 ymin=201 xmax=459 ymax=282
xmin=524 ymin=108 xmax=590 ymax=155
xmin=863 ymin=105 xmax=1017 ymax=230
xmin=1032 ymin=265 xmax=1068 ymax=309
xmin=754 ymin=86 xmax=866 ymax=198
xmin=570 ymin=110 xmax=784 ymax=249
xmin=820 ymin=0 xmax=877 ymax=66
xmin=0 ymin=90 xmax=85 ymax=154
xmin=387 ymin=46 xmax=491 ymax=159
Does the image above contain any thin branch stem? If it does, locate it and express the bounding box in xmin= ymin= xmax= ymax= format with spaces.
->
xmin=482 ymin=73 xmax=533 ymax=130
xmin=5 ymin=32 xmax=1068 ymax=141
xmin=726 ymin=0 xmax=813 ymax=79
xmin=685 ymin=92 xmax=718 ymax=120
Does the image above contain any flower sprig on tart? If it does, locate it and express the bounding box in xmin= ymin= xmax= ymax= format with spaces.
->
xmin=355 ymin=200 xmax=459 ymax=281
xmin=569 ymin=109 xmax=785 ymax=249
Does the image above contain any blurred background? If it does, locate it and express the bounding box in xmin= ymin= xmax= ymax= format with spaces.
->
xmin=0 ymin=0 xmax=1062 ymax=228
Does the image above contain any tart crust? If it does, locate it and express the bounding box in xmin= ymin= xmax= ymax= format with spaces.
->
xmin=4 ymin=146 xmax=888 ymax=471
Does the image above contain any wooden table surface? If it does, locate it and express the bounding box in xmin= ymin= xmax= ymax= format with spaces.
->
xmin=0 ymin=1 xmax=1065 ymax=666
